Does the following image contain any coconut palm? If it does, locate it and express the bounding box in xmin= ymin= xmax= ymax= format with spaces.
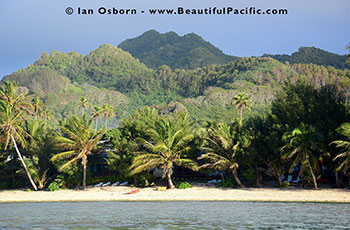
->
xmin=78 ymin=96 xmax=89 ymax=115
xmin=41 ymin=106 xmax=52 ymax=121
xmin=331 ymin=123 xmax=350 ymax=182
xmin=130 ymin=113 xmax=198 ymax=189
xmin=92 ymin=106 xmax=103 ymax=130
xmin=0 ymin=100 xmax=38 ymax=190
xmin=32 ymin=96 xmax=43 ymax=119
xmin=101 ymin=104 xmax=114 ymax=129
xmin=0 ymin=81 xmax=33 ymax=115
xmin=199 ymin=123 xmax=246 ymax=188
xmin=233 ymin=93 xmax=252 ymax=125
xmin=17 ymin=156 xmax=48 ymax=190
xmin=51 ymin=115 xmax=106 ymax=190
xmin=281 ymin=123 xmax=327 ymax=189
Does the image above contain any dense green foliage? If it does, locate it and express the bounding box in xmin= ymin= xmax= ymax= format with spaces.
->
xmin=177 ymin=181 xmax=192 ymax=189
xmin=119 ymin=30 xmax=238 ymax=69
xmin=0 ymin=34 xmax=349 ymax=190
xmin=264 ymin=47 xmax=348 ymax=69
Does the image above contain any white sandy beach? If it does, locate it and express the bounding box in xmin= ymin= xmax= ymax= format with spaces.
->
xmin=1 ymin=186 xmax=349 ymax=203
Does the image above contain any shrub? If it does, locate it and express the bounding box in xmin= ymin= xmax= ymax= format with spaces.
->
xmin=242 ymin=168 xmax=255 ymax=184
xmin=177 ymin=182 xmax=192 ymax=189
xmin=222 ymin=177 xmax=237 ymax=188
xmin=47 ymin=175 xmax=65 ymax=191
xmin=283 ymin=181 xmax=290 ymax=187
xmin=137 ymin=174 xmax=156 ymax=187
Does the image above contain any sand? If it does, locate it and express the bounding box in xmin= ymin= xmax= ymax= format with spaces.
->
xmin=1 ymin=185 xmax=349 ymax=203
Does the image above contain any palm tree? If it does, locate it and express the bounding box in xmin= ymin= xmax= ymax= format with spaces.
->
xmin=101 ymin=104 xmax=114 ymax=129
xmin=93 ymin=106 xmax=103 ymax=130
xmin=41 ymin=106 xmax=52 ymax=121
xmin=32 ymin=96 xmax=43 ymax=119
xmin=281 ymin=123 xmax=327 ymax=189
xmin=199 ymin=123 xmax=246 ymax=188
xmin=233 ymin=93 xmax=252 ymax=125
xmin=51 ymin=115 xmax=106 ymax=190
xmin=0 ymin=100 xmax=38 ymax=190
xmin=130 ymin=113 xmax=198 ymax=189
xmin=331 ymin=123 xmax=350 ymax=186
xmin=0 ymin=81 xmax=33 ymax=115
xmin=17 ymin=156 xmax=48 ymax=190
xmin=78 ymin=96 xmax=89 ymax=115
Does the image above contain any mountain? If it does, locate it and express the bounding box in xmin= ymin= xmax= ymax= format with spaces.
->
xmin=3 ymin=37 xmax=349 ymax=124
xmin=263 ymin=47 xmax=348 ymax=69
xmin=118 ymin=30 xmax=238 ymax=69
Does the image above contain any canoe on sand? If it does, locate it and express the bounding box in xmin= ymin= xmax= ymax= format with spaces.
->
xmin=128 ymin=189 xmax=140 ymax=194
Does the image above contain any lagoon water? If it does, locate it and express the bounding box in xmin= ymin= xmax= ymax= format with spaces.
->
xmin=0 ymin=201 xmax=349 ymax=229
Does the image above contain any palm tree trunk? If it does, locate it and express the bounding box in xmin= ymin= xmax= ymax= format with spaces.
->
xmin=255 ymin=168 xmax=263 ymax=187
xmin=11 ymin=135 xmax=38 ymax=191
xmin=307 ymin=160 xmax=318 ymax=189
xmin=166 ymin=171 xmax=175 ymax=189
xmin=38 ymin=181 xmax=44 ymax=190
xmin=335 ymin=171 xmax=342 ymax=188
xmin=82 ymin=156 xmax=87 ymax=190
xmin=105 ymin=118 xmax=108 ymax=129
xmin=232 ymin=168 xmax=246 ymax=188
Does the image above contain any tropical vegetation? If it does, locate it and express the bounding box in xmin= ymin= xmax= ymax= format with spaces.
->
xmin=0 ymin=33 xmax=349 ymax=190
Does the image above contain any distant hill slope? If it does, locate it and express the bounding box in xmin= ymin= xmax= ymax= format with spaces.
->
xmin=263 ymin=47 xmax=348 ymax=69
xmin=3 ymin=35 xmax=349 ymax=124
xmin=118 ymin=30 xmax=239 ymax=69
xmin=24 ymin=44 xmax=154 ymax=92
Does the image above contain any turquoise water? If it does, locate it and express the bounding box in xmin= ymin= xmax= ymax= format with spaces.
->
xmin=0 ymin=201 xmax=349 ymax=229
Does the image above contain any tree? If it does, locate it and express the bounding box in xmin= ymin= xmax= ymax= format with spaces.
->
xmin=101 ymin=103 xmax=114 ymax=129
xmin=281 ymin=123 xmax=327 ymax=189
xmin=106 ymin=107 xmax=159 ymax=180
xmin=199 ymin=123 xmax=246 ymax=188
xmin=51 ymin=115 xmax=106 ymax=190
xmin=233 ymin=93 xmax=252 ymax=125
xmin=0 ymin=100 xmax=38 ymax=190
xmin=0 ymin=81 xmax=33 ymax=116
xmin=32 ymin=96 xmax=43 ymax=119
xmin=92 ymin=106 xmax=103 ymax=130
xmin=331 ymin=123 xmax=350 ymax=186
xmin=130 ymin=113 xmax=198 ymax=189
xmin=78 ymin=96 xmax=89 ymax=115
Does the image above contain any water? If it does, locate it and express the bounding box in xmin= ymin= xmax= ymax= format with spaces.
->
xmin=0 ymin=201 xmax=349 ymax=229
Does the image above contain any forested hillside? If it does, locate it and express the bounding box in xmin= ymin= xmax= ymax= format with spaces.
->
xmin=118 ymin=30 xmax=238 ymax=69
xmin=263 ymin=47 xmax=348 ymax=69
xmin=3 ymin=43 xmax=349 ymax=125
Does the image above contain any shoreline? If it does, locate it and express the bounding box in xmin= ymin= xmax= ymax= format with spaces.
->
xmin=1 ymin=186 xmax=349 ymax=203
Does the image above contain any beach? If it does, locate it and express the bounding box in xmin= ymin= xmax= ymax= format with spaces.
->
xmin=1 ymin=186 xmax=349 ymax=203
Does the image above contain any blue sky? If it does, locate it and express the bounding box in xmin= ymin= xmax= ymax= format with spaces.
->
xmin=0 ymin=0 xmax=349 ymax=78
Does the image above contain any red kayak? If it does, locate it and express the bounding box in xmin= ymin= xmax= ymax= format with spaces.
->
xmin=129 ymin=189 xmax=140 ymax=194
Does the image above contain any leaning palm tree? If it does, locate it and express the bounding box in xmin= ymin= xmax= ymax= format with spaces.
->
xmin=0 ymin=100 xmax=38 ymax=190
xmin=101 ymin=104 xmax=114 ymax=129
xmin=51 ymin=115 xmax=106 ymax=190
xmin=233 ymin=93 xmax=252 ymax=125
xmin=17 ymin=156 xmax=48 ymax=190
xmin=131 ymin=114 xmax=198 ymax=189
xmin=199 ymin=123 xmax=246 ymax=188
xmin=281 ymin=123 xmax=327 ymax=189
xmin=331 ymin=123 xmax=350 ymax=184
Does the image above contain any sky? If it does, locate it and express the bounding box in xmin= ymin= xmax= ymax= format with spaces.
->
xmin=0 ymin=0 xmax=349 ymax=78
